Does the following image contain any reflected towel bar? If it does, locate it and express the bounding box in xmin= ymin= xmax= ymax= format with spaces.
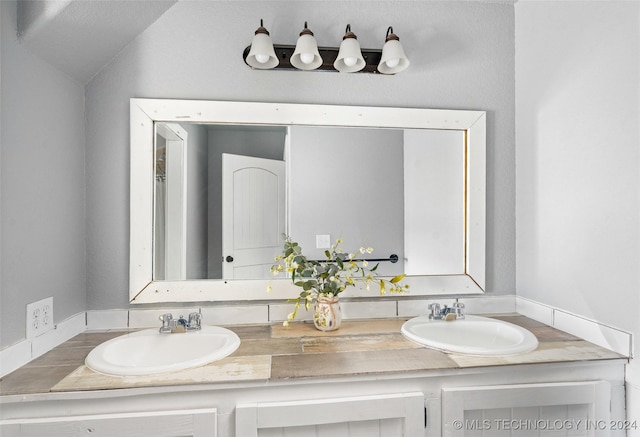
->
xmin=311 ymin=254 xmax=399 ymax=264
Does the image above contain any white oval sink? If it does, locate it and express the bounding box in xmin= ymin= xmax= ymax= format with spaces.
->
xmin=85 ymin=326 xmax=241 ymax=376
xmin=401 ymin=315 xmax=538 ymax=356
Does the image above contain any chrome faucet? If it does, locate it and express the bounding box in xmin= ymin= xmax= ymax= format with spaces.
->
xmin=159 ymin=312 xmax=202 ymax=333
xmin=428 ymin=301 xmax=465 ymax=320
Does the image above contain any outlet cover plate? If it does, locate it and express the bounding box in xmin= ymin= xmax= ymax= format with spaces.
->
xmin=316 ymin=234 xmax=331 ymax=249
xmin=26 ymin=297 xmax=54 ymax=338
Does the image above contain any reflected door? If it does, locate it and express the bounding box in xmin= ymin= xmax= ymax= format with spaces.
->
xmin=221 ymin=153 xmax=285 ymax=279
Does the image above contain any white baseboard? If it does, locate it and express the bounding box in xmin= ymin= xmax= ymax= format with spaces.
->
xmin=516 ymin=296 xmax=633 ymax=357
xmin=397 ymin=295 xmax=517 ymax=318
xmin=0 ymin=312 xmax=86 ymax=378
xmin=0 ymin=340 xmax=31 ymax=379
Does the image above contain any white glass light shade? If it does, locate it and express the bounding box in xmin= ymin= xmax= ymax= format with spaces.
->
xmin=333 ymin=37 xmax=365 ymax=73
xmin=291 ymin=33 xmax=322 ymax=70
xmin=246 ymin=32 xmax=279 ymax=69
xmin=378 ymin=29 xmax=410 ymax=74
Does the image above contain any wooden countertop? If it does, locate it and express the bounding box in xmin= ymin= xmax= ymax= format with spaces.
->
xmin=0 ymin=315 xmax=625 ymax=396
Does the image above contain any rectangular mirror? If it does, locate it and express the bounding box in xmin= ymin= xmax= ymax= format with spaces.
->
xmin=130 ymin=99 xmax=486 ymax=303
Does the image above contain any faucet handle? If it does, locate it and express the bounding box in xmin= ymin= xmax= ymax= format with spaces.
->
xmin=187 ymin=312 xmax=202 ymax=331
xmin=427 ymin=303 xmax=441 ymax=319
xmin=159 ymin=313 xmax=174 ymax=332
xmin=159 ymin=313 xmax=173 ymax=323
xmin=452 ymin=301 xmax=465 ymax=319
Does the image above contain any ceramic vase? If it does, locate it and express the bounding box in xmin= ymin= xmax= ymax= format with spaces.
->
xmin=313 ymin=296 xmax=342 ymax=331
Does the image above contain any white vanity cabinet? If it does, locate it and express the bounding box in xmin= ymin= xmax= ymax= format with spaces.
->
xmin=442 ymin=381 xmax=614 ymax=437
xmin=235 ymin=392 xmax=425 ymax=436
xmin=0 ymin=408 xmax=217 ymax=437
xmin=0 ymin=359 xmax=626 ymax=437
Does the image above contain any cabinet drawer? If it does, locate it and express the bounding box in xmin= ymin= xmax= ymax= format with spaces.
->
xmin=236 ymin=392 xmax=424 ymax=437
xmin=1 ymin=407 xmax=217 ymax=437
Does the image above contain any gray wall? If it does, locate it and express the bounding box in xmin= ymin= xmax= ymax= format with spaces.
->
xmin=288 ymin=126 xmax=404 ymax=277
xmin=85 ymin=1 xmax=516 ymax=310
xmin=514 ymin=0 xmax=640 ymax=416
xmin=184 ymin=123 xmax=209 ymax=279
xmin=1 ymin=1 xmax=86 ymax=347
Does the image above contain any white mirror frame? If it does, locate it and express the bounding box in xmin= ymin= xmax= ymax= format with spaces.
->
xmin=130 ymin=99 xmax=486 ymax=304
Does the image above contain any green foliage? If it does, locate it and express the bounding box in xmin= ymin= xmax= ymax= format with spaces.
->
xmin=270 ymin=235 xmax=408 ymax=325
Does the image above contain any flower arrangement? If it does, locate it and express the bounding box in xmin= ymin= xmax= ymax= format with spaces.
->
xmin=270 ymin=235 xmax=408 ymax=326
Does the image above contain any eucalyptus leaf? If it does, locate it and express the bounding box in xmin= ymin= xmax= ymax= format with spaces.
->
xmin=390 ymin=274 xmax=406 ymax=284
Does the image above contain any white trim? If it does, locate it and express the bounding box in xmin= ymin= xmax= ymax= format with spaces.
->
xmin=627 ymin=362 xmax=640 ymax=388
xmin=130 ymin=99 xmax=487 ymax=304
xmin=128 ymin=307 xmax=200 ymax=329
xmin=86 ymin=310 xmax=129 ymax=331
xmin=0 ymin=340 xmax=32 ymax=378
xmin=0 ymin=312 xmax=86 ymax=378
xmin=516 ymin=296 xmax=633 ymax=357
xmin=200 ymin=305 xmax=269 ymax=326
xmin=397 ymin=295 xmax=516 ymax=318
xmin=236 ymin=392 xmax=424 ymax=437
xmin=31 ymin=312 xmax=86 ymax=358
xmin=1 ymin=408 xmax=217 ymax=436
xmin=341 ymin=300 xmax=398 ymax=319
xmin=514 ymin=296 xmax=554 ymax=325
xmin=442 ymin=381 xmax=611 ymax=437
xmin=268 ymin=303 xmax=314 ymax=322
xmin=458 ymin=295 xmax=516 ymax=314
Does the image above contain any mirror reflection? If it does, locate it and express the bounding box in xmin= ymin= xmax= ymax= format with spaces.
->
xmin=154 ymin=123 xmax=465 ymax=282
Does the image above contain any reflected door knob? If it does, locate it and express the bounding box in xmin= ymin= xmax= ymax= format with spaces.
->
xmin=225 ymin=256 xmax=234 ymax=263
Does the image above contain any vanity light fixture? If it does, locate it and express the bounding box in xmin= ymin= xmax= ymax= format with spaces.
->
xmin=245 ymin=19 xmax=279 ymax=69
xmin=290 ymin=22 xmax=323 ymax=70
xmin=377 ymin=27 xmax=410 ymax=74
xmin=242 ymin=20 xmax=409 ymax=74
xmin=333 ymin=24 xmax=366 ymax=73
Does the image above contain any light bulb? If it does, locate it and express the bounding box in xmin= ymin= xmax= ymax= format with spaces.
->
xmin=255 ymin=53 xmax=270 ymax=64
xmin=343 ymin=57 xmax=357 ymax=67
xmin=300 ymin=53 xmax=315 ymax=65
xmin=385 ymin=58 xmax=400 ymax=69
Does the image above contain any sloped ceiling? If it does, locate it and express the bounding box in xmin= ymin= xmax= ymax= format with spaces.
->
xmin=17 ymin=0 xmax=178 ymax=84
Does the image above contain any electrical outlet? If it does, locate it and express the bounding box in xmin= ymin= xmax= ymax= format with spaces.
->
xmin=26 ymin=297 xmax=54 ymax=338
xmin=316 ymin=234 xmax=331 ymax=249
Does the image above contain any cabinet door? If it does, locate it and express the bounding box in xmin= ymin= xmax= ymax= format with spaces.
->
xmin=442 ymin=381 xmax=611 ymax=437
xmin=1 ymin=408 xmax=216 ymax=437
xmin=236 ymin=392 xmax=424 ymax=437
